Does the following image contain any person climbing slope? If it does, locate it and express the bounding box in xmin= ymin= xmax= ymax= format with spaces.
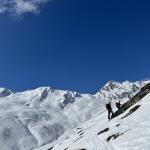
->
xmin=116 ymin=100 xmax=121 ymax=115
xmin=116 ymin=100 xmax=121 ymax=110
xmin=105 ymin=102 xmax=113 ymax=121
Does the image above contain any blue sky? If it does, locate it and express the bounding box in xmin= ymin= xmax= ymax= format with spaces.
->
xmin=0 ymin=0 xmax=150 ymax=93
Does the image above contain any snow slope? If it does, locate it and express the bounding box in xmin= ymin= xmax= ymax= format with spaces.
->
xmin=37 ymin=83 xmax=150 ymax=150
xmin=0 ymin=81 xmax=148 ymax=150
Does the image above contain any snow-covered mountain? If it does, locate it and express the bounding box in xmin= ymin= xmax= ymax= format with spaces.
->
xmin=36 ymin=81 xmax=150 ymax=150
xmin=0 ymin=88 xmax=12 ymax=97
xmin=95 ymin=80 xmax=147 ymax=103
xmin=0 ymin=80 xmax=148 ymax=150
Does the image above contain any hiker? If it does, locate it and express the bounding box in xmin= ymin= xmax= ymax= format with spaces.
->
xmin=116 ymin=101 xmax=121 ymax=114
xmin=116 ymin=101 xmax=121 ymax=110
xmin=106 ymin=102 xmax=113 ymax=121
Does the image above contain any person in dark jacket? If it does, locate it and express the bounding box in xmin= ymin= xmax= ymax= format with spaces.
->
xmin=105 ymin=102 xmax=113 ymax=121
xmin=116 ymin=101 xmax=121 ymax=115
xmin=116 ymin=101 xmax=121 ymax=110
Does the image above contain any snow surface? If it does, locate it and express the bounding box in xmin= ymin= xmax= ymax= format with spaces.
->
xmin=0 ymin=81 xmax=148 ymax=150
xmin=37 ymin=86 xmax=150 ymax=150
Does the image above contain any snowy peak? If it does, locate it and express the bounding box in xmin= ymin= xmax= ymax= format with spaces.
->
xmin=22 ymin=86 xmax=53 ymax=95
xmin=95 ymin=80 xmax=149 ymax=103
xmin=101 ymin=80 xmax=118 ymax=91
xmin=0 ymin=88 xmax=12 ymax=97
xmin=100 ymin=80 xmax=148 ymax=92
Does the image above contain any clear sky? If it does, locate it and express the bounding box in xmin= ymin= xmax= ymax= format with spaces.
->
xmin=0 ymin=0 xmax=150 ymax=93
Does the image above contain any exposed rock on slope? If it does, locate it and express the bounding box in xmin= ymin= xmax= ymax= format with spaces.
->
xmin=113 ymin=82 xmax=150 ymax=118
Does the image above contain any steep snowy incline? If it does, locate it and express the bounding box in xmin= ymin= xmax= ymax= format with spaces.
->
xmin=38 ymin=84 xmax=150 ymax=150
xmin=0 ymin=80 xmax=148 ymax=150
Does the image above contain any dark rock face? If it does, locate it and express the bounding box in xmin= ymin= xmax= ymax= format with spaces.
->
xmin=48 ymin=147 xmax=53 ymax=150
xmin=40 ymin=88 xmax=49 ymax=100
xmin=59 ymin=91 xmax=82 ymax=109
xmin=63 ymin=92 xmax=75 ymax=105
xmin=107 ymin=132 xmax=124 ymax=142
xmin=98 ymin=128 xmax=109 ymax=135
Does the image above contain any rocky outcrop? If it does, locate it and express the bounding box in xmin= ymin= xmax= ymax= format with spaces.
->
xmin=112 ymin=82 xmax=150 ymax=118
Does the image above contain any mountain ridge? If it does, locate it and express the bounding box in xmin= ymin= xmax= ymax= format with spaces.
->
xmin=1 ymin=80 xmax=149 ymax=97
xmin=0 ymin=80 xmax=149 ymax=150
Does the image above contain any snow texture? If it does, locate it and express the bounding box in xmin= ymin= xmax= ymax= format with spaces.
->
xmin=37 ymin=82 xmax=150 ymax=150
xmin=0 ymin=81 xmax=148 ymax=150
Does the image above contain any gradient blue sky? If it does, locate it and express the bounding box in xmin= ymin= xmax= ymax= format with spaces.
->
xmin=0 ymin=0 xmax=150 ymax=93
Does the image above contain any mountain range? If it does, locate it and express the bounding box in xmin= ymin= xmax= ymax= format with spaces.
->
xmin=0 ymin=80 xmax=149 ymax=150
